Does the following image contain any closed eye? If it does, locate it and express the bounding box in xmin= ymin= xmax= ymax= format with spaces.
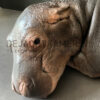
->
xmin=46 ymin=16 xmax=70 ymax=25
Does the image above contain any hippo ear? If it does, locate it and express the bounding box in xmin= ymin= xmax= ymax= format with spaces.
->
xmin=47 ymin=5 xmax=72 ymax=24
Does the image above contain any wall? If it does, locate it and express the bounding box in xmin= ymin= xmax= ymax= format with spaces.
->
xmin=0 ymin=0 xmax=49 ymax=10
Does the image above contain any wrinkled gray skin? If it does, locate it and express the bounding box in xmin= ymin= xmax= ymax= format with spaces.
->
xmin=7 ymin=0 xmax=100 ymax=98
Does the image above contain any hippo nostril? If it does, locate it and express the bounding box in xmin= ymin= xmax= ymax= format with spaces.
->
xmin=12 ymin=83 xmax=20 ymax=94
xmin=19 ymin=82 xmax=28 ymax=96
xmin=19 ymin=82 xmax=26 ymax=93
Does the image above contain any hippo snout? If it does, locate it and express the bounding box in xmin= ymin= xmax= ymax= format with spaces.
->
xmin=12 ymin=74 xmax=52 ymax=98
xmin=19 ymin=80 xmax=35 ymax=96
xmin=12 ymin=78 xmax=35 ymax=97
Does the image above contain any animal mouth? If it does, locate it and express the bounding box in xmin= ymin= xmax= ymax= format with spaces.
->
xmin=41 ymin=56 xmax=49 ymax=74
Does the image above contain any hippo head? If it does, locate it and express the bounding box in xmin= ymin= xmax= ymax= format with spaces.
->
xmin=7 ymin=2 xmax=82 ymax=98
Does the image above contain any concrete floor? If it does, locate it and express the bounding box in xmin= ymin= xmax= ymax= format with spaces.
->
xmin=0 ymin=8 xmax=100 ymax=100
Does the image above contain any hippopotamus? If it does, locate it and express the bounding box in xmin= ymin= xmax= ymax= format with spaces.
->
xmin=7 ymin=0 xmax=100 ymax=98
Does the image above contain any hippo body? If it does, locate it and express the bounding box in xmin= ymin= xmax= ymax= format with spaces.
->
xmin=7 ymin=0 xmax=100 ymax=98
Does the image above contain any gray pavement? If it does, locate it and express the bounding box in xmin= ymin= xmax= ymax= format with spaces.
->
xmin=0 ymin=8 xmax=100 ymax=100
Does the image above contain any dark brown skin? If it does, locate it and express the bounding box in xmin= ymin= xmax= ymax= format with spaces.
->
xmin=7 ymin=0 xmax=100 ymax=98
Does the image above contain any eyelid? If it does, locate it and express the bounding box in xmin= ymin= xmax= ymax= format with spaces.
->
xmin=24 ymin=36 xmax=42 ymax=51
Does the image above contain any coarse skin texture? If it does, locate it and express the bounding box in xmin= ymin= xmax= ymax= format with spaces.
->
xmin=7 ymin=0 xmax=100 ymax=98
